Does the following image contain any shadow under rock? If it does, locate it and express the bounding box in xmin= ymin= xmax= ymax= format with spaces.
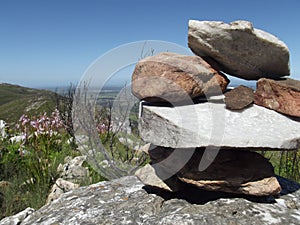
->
xmin=143 ymin=176 xmax=300 ymax=205
xmin=143 ymin=181 xmax=277 ymax=205
xmin=276 ymin=175 xmax=300 ymax=195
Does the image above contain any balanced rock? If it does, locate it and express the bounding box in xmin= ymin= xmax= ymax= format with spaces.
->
xmin=139 ymin=102 xmax=300 ymax=149
xmin=142 ymin=147 xmax=280 ymax=196
xmin=177 ymin=149 xmax=281 ymax=196
xmin=188 ymin=20 xmax=290 ymax=80
xmin=131 ymin=52 xmax=229 ymax=103
xmin=255 ymin=78 xmax=300 ymax=117
xmin=224 ymin=85 xmax=254 ymax=110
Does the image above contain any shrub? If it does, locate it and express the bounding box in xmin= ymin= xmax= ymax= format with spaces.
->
xmin=0 ymin=111 xmax=75 ymax=219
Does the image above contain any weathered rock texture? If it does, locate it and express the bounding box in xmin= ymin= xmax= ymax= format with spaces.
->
xmin=224 ymin=85 xmax=254 ymax=110
xmin=132 ymin=52 xmax=229 ymax=103
xmin=3 ymin=176 xmax=299 ymax=225
xmin=46 ymin=178 xmax=79 ymax=204
xmin=139 ymin=102 xmax=300 ymax=149
xmin=57 ymin=155 xmax=89 ymax=183
xmin=255 ymin=78 xmax=300 ymax=117
xmin=188 ymin=20 xmax=290 ymax=80
xmin=46 ymin=156 xmax=90 ymax=204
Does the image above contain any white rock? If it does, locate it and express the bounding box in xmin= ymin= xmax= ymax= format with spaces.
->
xmin=139 ymin=102 xmax=300 ymax=149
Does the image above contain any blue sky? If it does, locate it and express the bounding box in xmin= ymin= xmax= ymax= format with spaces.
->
xmin=0 ymin=0 xmax=300 ymax=88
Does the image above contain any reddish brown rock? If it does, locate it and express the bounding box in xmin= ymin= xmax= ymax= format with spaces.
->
xmin=131 ymin=52 xmax=229 ymax=103
xmin=224 ymin=85 xmax=254 ymax=110
xmin=254 ymin=78 xmax=300 ymax=117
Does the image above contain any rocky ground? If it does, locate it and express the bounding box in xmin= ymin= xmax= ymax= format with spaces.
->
xmin=1 ymin=175 xmax=299 ymax=225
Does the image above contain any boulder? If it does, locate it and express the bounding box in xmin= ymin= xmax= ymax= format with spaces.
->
xmin=141 ymin=147 xmax=280 ymax=196
xmin=131 ymin=52 xmax=229 ymax=103
xmin=177 ymin=149 xmax=281 ymax=196
xmin=135 ymin=164 xmax=181 ymax=192
xmin=224 ymin=85 xmax=254 ymax=110
xmin=46 ymin=178 xmax=79 ymax=204
xmin=188 ymin=20 xmax=290 ymax=80
xmin=5 ymin=176 xmax=300 ymax=225
xmin=254 ymin=78 xmax=300 ymax=117
xmin=57 ymin=155 xmax=89 ymax=183
xmin=0 ymin=207 xmax=35 ymax=225
xmin=139 ymin=102 xmax=300 ymax=149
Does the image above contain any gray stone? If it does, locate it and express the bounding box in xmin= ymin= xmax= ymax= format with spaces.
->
xmin=188 ymin=20 xmax=290 ymax=80
xmin=5 ymin=176 xmax=300 ymax=225
xmin=139 ymin=102 xmax=300 ymax=149
xmin=135 ymin=164 xmax=181 ymax=192
xmin=224 ymin=85 xmax=254 ymax=110
xmin=46 ymin=178 xmax=80 ymax=204
xmin=0 ymin=207 xmax=35 ymax=225
xmin=57 ymin=155 xmax=89 ymax=183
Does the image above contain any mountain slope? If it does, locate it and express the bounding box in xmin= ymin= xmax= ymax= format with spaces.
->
xmin=0 ymin=83 xmax=58 ymax=124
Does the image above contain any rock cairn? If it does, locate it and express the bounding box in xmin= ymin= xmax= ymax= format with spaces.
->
xmin=132 ymin=20 xmax=300 ymax=196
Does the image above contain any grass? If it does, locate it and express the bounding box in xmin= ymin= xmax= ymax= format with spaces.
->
xmin=261 ymin=150 xmax=300 ymax=182
xmin=0 ymin=83 xmax=57 ymax=124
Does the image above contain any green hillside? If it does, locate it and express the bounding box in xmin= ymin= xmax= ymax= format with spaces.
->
xmin=0 ymin=83 xmax=58 ymax=124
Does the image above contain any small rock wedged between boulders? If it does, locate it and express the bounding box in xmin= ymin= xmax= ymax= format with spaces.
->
xmin=224 ymin=85 xmax=254 ymax=110
xmin=255 ymin=77 xmax=300 ymax=117
xmin=188 ymin=20 xmax=290 ymax=80
xmin=132 ymin=52 xmax=229 ymax=103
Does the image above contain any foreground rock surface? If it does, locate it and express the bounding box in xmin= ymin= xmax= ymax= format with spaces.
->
xmin=139 ymin=102 xmax=300 ymax=149
xmin=188 ymin=20 xmax=290 ymax=80
xmin=255 ymin=78 xmax=300 ymax=117
xmin=132 ymin=52 xmax=229 ymax=103
xmin=3 ymin=176 xmax=300 ymax=225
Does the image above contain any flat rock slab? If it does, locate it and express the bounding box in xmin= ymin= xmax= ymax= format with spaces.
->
xmin=188 ymin=20 xmax=290 ymax=80
xmin=255 ymin=78 xmax=300 ymax=117
xmin=8 ymin=175 xmax=300 ymax=225
xmin=139 ymin=102 xmax=300 ymax=149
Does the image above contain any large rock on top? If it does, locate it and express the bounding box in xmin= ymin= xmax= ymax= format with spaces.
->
xmin=188 ymin=20 xmax=290 ymax=80
xmin=255 ymin=78 xmax=300 ymax=117
xmin=131 ymin=52 xmax=229 ymax=103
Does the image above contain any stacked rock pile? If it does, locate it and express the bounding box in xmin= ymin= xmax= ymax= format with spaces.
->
xmin=132 ymin=20 xmax=300 ymax=196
